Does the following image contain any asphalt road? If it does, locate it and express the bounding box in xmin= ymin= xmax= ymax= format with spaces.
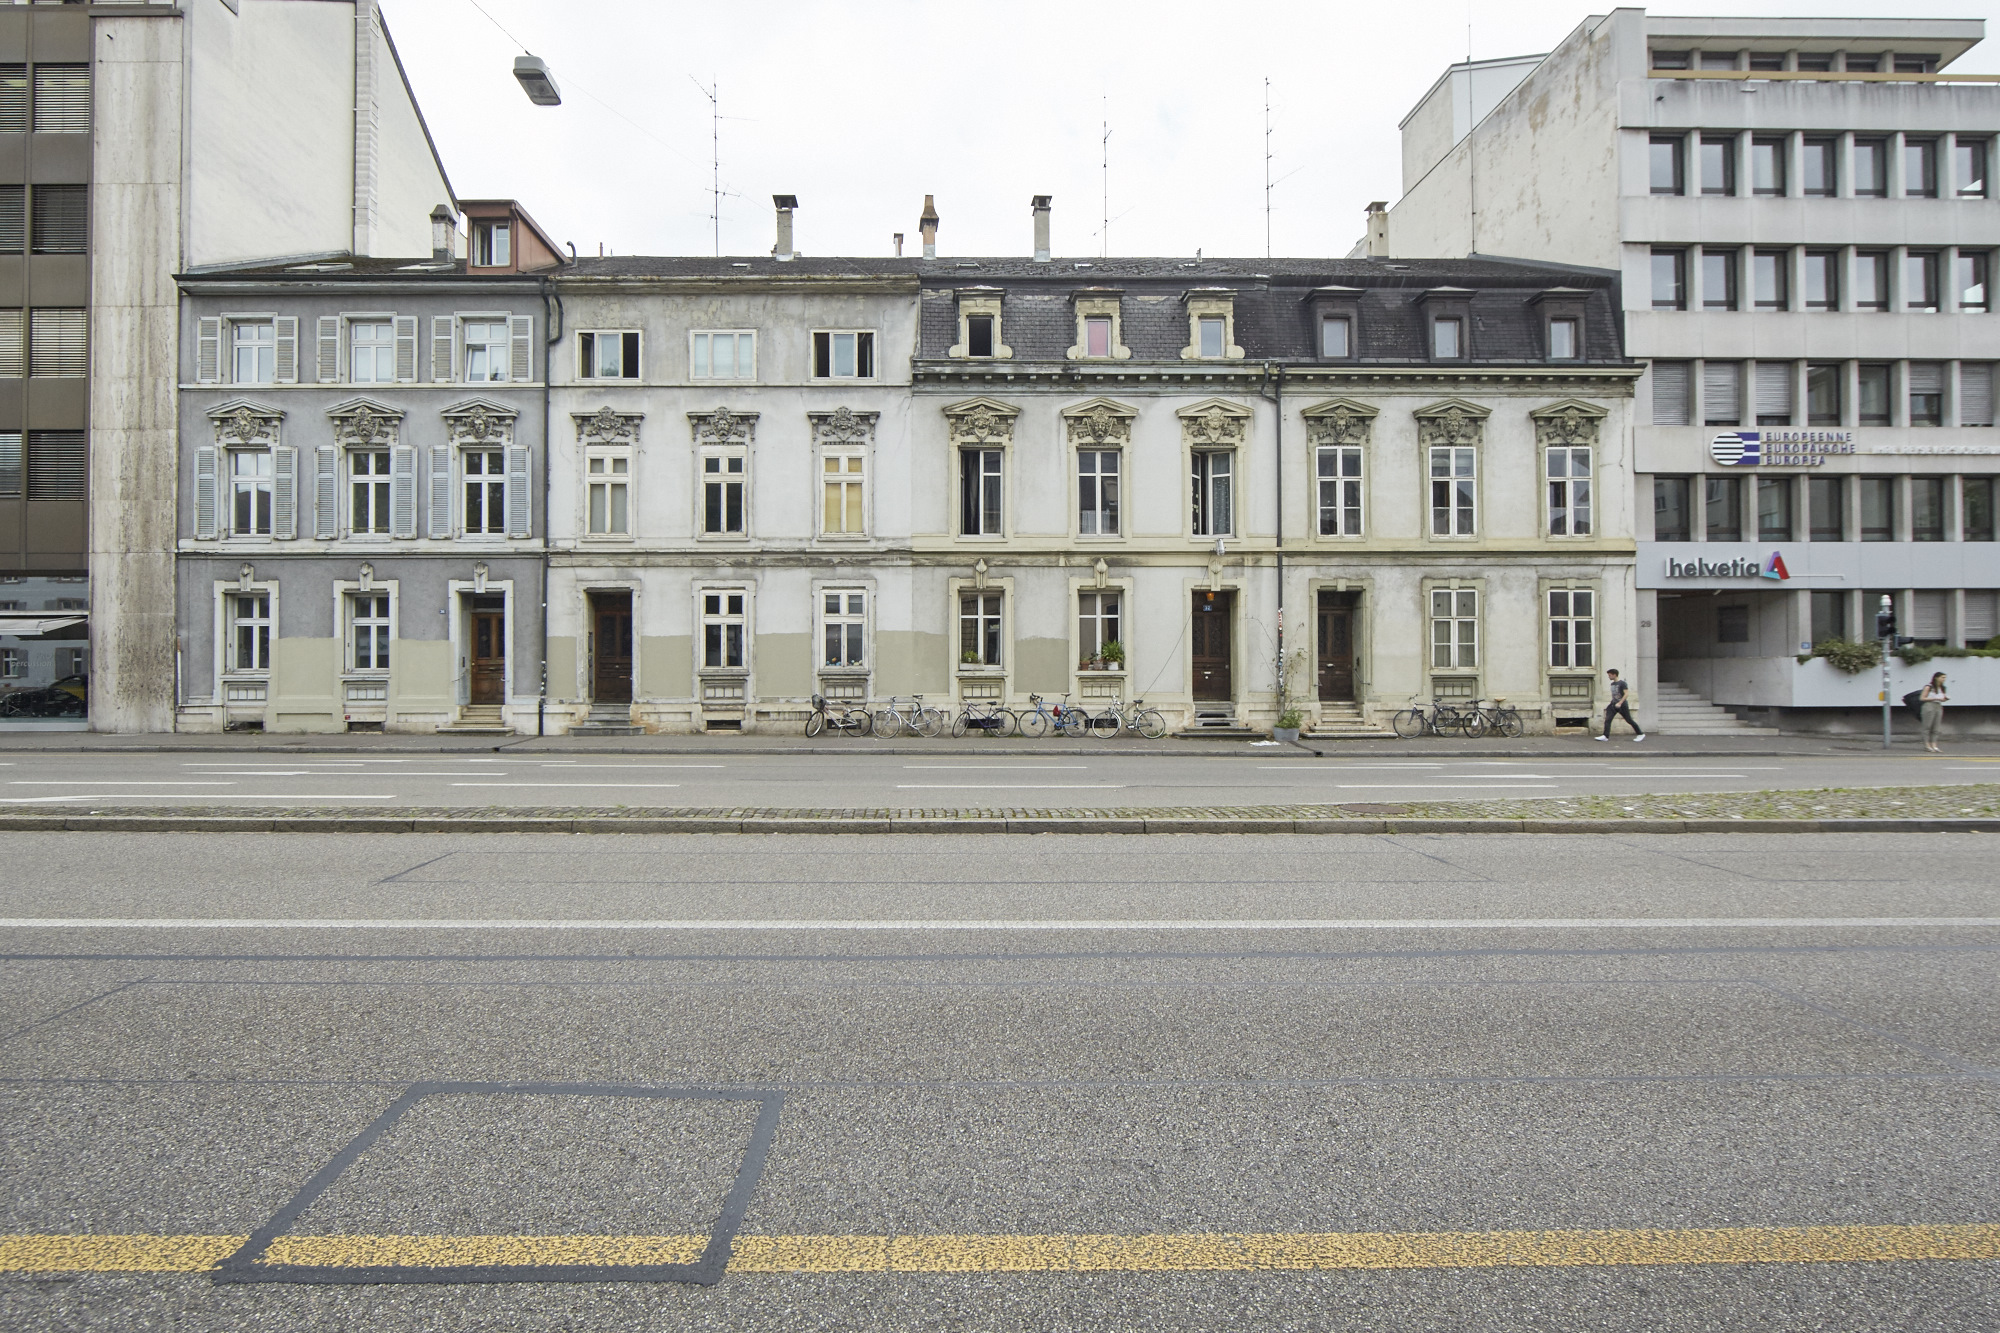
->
xmin=3 ymin=829 xmax=1999 ymax=1330
xmin=0 ymin=750 xmax=1993 ymax=809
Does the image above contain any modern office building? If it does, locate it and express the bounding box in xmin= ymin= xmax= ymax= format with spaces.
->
xmin=1385 ymin=8 xmax=1998 ymax=731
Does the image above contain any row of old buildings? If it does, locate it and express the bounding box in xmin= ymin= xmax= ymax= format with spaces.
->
xmin=0 ymin=2 xmax=1994 ymax=736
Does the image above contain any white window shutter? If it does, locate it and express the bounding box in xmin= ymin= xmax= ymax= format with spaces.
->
xmin=509 ymin=315 xmax=533 ymax=383
xmin=506 ymin=443 xmax=531 ymax=537
xmin=1651 ymin=361 xmax=1689 ymax=426
xmin=272 ymin=444 xmax=298 ymax=539
xmin=316 ymin=316 xmax=339 ymax=383
xmin=431 ymin=316 xmax=455 ymax=382
xmin=193 ymin=444 xmax=218 ymax=538
xmin=196 ymin=317 xmax=221 ymax=384
xmin=1913 ymin=591 xmax=1947 ymax=639
xmin=1702 ymin=361 xmax=1741 ymax=423
xmin=273 ymin=316 xmax=299 ymax=384
xmin=314 ymin=444 xmax=338 ymax=539
xmin=427 ymin=443 xmax=454 ymax=537
xmin=391 ymin=443 xmax=417 ymax=538
xmin=1754 ymin=362 xmax=1793 ymax=419
xmin=1963 ymin=364 xmax=1995 ymax=427
xmin=394 ymin=315 xmax=418 ymax=383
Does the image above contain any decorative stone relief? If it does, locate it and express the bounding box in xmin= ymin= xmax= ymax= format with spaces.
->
xmin=944 ymin=397 xmax=1020 ymax=448
xmin=444 ymin=399 xmax=522 ymax=446
xmin=690 ymin=406 xmax=757 ymax=447
xmin=575 ymin=405 xmax=641 ymax=444
xmin=326 ymin=399 xmax=405 ymax=448
xmin=1062 ymin=398 xmax=1136 ymax=448
xmin=1532 ymin=400 xmax=1606 ymax=448
xmin=209 ymin=401 xmax=283 ymax=446
xmin=1414 ymin=400 xmax=1491 ymax=448
xmin=1302 ymin=399 xmax=1378 ymax=448
xmin=809 ymin=406 xmax=878 ymax=447
xmin=1177 ymin=399 xmax=1251 ymax=448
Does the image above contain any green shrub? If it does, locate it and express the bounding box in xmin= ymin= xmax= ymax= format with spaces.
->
xmin=1798 ymin=637 xmax=1880 ymax=674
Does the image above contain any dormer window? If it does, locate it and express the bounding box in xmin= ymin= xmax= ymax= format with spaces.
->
xmin=1068 ymin=292 xmax=1129 ymax=360
xmin=951 ymin=291 xmax=1009 ymax=360
xmin=1548 ymin=317 xmax=1579 ymax=360
xmin=1181 ymin=292 xmax=1242 ymax=361
xmin=472 ymin=221 xmax=510 ymax=268
xmin=967 ymin=316 xmax=994 ymax=357
xmin=1431 ymin=317 xmax=1462 ymax=359
xmin=1320 ymin=315 xmax=1350 ymax=358
xmin=1198 ymin=317 xmax=1224 ymax=357
xmin=1085 ymin=317 xmax=1111 ymax=356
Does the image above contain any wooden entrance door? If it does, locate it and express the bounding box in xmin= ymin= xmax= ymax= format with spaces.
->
xmin=1317 ymin=591 xmax=1357 ymax=702
xmin=592 ymin=592 xmax=634 ymax=704
xmin=1192 ymin=590 xmax=1234 ymax=701
xmin=468 ymin=608 xmax=506 ymax=704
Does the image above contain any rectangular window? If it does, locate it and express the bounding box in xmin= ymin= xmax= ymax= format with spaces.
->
xmin=1905 ymin=252 xmax=1939 ymax=312
xmin=823 ymin=590 xmax=866 ymax=669
xmin=690 ymin=330 xmax=753 ymax=379
xmin=1858 ymin=363 xmax=1892 ymax=425
xmin=350 ymin=450 xmax=391 ymax=535
xmin=1078 ymin=449 xmax=1120 ymax=536
xmin=1751 ymin=136 xmax=1786 ymax=195
xmin=1430 ymin=317 xmax=1462 ymax=358
xmin=229 ymin=450 xmax=273 ymax=536
xmin=1755 ymin=361 xmax=1795 ymax=426
xmin=960 ymin=591 xmax=1002 ymax=666
xmin=1651 ymin=249 xmax=1686 ymax=310
xmin=1548 ymin=317 xmax=1579 ymax=360
xmin=966 ymin=314 xmax=994 ymax=358
xmin=1320 ymin=315 xmax=1351 ymax=357
xmin=1796 ymin=52 xmax=1835 ymax=74
xmin=1083 ymin=316 xmax=1112 ymax=358
xmin=1964 ymin=364 xmax=1996 ymax=427
xmin=349 ymin=593 xmax=390 ymax=671
xmin=471 ymin=221 xmax=510 ymax=267
xmin=463 ymin=450 xmax=505 ymax=535
xmin=1911 ymin=476 xmax=1945 ymax=541
xmin=1548 ymin=589 xmax=1594 ymax=668
xmin=1700 ymin=135 xmax=1735 ymax=195
xmin=1191 ymin=450 xmax=1234 ymax=536
xmin=228 ymin=592 xmax=271 ymax=673
xmin=1757 ymin=476 xmax=1794 ymax=541
xmin=0 ymin=647 xmax=17 ymax=679
xmin=1700 ymin=52 xmax=1738 ymax=71
xmin=959 ymin=448 xmax=1002 ymax=536
xmin=1893 ymin=54 xmax=1936 ymax=74
xmin=1651 ymin=50 xmax=1690 ymax=70
xmin=1806 ymin=363 xmax=1842 ymax=426
xmin=1198 ymin=316 xmax=1225 ymax=358
xmin=1854 ymin=252 xmax=1889 ymax=310
xmin=1653 ymin=476 xmax=1691 ymax=541
xmin=29 ymin=184 xmax=84 ymax=253
xmin=1705 ymin=475 xmax=1742 ymax=542
xmin=1802 ymin=251 xmax=1838 ymax=310
xmin=1973 ymin=591 xmax=2000 ymax=645
xmin=1956 ymin=140 xmax=1988 ymax=199
xmin=1429 ymin=446 xmax=1476 ymax=536
xmin=1810 ymin=591 xmax=1847 ymax=644
xmin=349 ymin=321 xmax=395 ymax=384
xmin=1859 ymin=476 xmax=1894 ymax=541
xmin=462 ymin=321 xmax=510 ymax=382
xmin=1904 ymin=138 xmax=1938 ymax=198
xmin=586 ymin=452 xmax=629 ymax=535
xmin=1963 ymin=478 xmax=1995 ymax=541
xmin=578 ymin=331 xmax=640 ymax=379
xmin=1703 ymin=361 xmax=1742 ymax=426
xmin=1430 ymin=589 xmax=1478 ymax=670
xmin=1650 ymin=135 xmax=1684 ymax=194
xmin=25 ymin=430 xmax=81 ymax=500
xmin=231 ymin=320 xmax=274 ymax=384
xmin=0 ymin=430 xmax=18 ymax=498
xmin=1854 ymin=139 xmax=1888 ymax=197
xmin=1751 ymin=251 xmax=1788 ymax=309
xmin=813 ymin=330 xmax=876 ymax=379
xmin=1913 ymin=590 xmax=1948 ymax=644
xmin=1701 ymin=249 xmax=1738 ymax=310
xmin=0 ymin=66 xmax=24 ymax=135
xmin=0 ymin=185 xmax=21 ymax=253
xmin=702 ymin=591 xmax=745 ymax=669
xmin=1809 ymin=475 xmax=1845 ymax=541
xmin=1651 ymin=361 xmax=1690 ymax=425
xmin=1957 ymin=252 xmax=1989 ymax=313
xmin=27 ymin=308 xmax=84 ymax=378
xmin=1908 ymin=362 xmax=1943 ymax=426
xmin=1316 ymin=445 xmax=1363 ymax=536
xmin=702 ymin=450 xmax=746 ymax=534
xmin=1546 ymin=446 xmax=1592 ymax=536
xmin=1801 ymin=137 xmax=1837 ymax=195
xmin=31 ymin=66 xmax=88 ymax=134
xmin=822 ymin=450 xmax=865 ymax=536
xmin=1079 ymin=590 xmax=1122 ymax=660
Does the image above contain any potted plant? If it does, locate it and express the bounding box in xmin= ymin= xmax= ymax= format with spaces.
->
xmin=1273 ymin=707 xmax=1304 ymax=743
xmin=1100 ymin=640 xmax=1126 ymax=668
xmin=961 ymin=649 xmax=982 ymax=666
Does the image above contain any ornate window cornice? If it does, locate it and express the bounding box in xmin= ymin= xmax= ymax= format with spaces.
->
xmin=574 ymin=405 xmax=642 ymax=446
xmin=1061 ymin=397 xmax=1137 ymax=448
xmin=325 ymin=397 xmax=405 ymax=449
xmin=1414 ymin=398 xmax=1491 ymax=447
xmin=809 ymin=405 xmax=878 ymax=447
xmin=1177 ymin=397 xmax=1251 ymax=448
xmin=443 ymin=397 xmax=521 ymax=447
xmin=207 ymin=399 xmax=284 ymax=447
xmin=944 ymin=396 xmax=1019 ymax=448
xmin=689 ymin=406 xmax=757 ymax=447
xmin=1531 ymin=398 xmax=1607 ymax=447
xmin=1301 ymin=397 xmax=1379 ymax=447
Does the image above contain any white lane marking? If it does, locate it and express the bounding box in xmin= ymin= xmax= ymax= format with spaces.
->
xmin=1256 ymin=765 xmax=1442 ymax=770
xmin=9 ymin=781 xmax=235 ymax=787
xmin=894 ymin=784 xmax=1124 ymax=790
xmin=522 ymin=764 xmax=725 ymax=770
xmin=0 ymin=794 xmax=398 ymax=803
xmin=1335 ymin=784 xmax=1561 ymax=790
xmin=181 ymin=771 xmax=315 ymax=777
xmin=451 ymin=783 xmax=682 ymax=789
xmin=3 ymin=917 xmax=1994 ymax=931
xmin=902 ymin=766 xmax=1090 ymax=771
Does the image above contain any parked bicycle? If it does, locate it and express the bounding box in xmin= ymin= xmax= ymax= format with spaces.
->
xmin=1391 ymin=695 xmax=1480 ymax=739
xmin=873 ymin=694 xmax=947 ymax=739
xmin=1064 ymin=695 xmax=1128 ymax=738
xmin=1016 ymin=693 xmax=1076 ymax=739
xmin=1463 ymin=697 xmax=1525 ymax=739
xmin=1124 ymin=697 xmax=1169 ymax=740
xmin=805 ymin=693 xmax=874 ymax=738
xmin=951 ymin=698 xmax=1018 ymax=738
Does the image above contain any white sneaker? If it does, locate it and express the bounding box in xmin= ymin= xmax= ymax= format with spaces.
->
xmin=1634 ymin=734 xmax=1646 ymax=743
xmin=1593 ymin=735 xmax=1607 ymax=742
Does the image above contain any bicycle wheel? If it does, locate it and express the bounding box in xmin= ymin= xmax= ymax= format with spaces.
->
xmin=1134 ymin=709 xmax=1168 ymax=740
xmin=1458 ymin=709 xmax=1491 ymax=739
xmin=1498 ymin=709 xmax=1525 ymax=739
xmin=917 ymin=707 xmax=947 ymax=738
xmin=951 ymin=711 xmax=970 ymax=739
xmin=805 ymin=709 xmax=825 ymax=738
xmin=1391 ymin=708 xmax=1427 ymax=739
xmin=1060 ymin=709 xmax=1087 ymax=738
xmin=1089 ymin=709 xmax=1124 ymax=739
xmin=874 ymin=708 xmax=904 ymax=739
xmin=1018 ymin=708 xmax=1050 ymax=739
xmin=847 ymin=707 xmax=874 ymax=736
xmin=990 ymin=709 xmax=1019 ymax=738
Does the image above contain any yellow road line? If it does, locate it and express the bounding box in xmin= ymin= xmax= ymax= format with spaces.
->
xmin=4 ymin=1225 xmax=2000 ymax=1275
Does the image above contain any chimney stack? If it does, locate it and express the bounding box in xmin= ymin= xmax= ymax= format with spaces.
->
xmin=1031 ymin=195 xmax=1052 ymax=262
xmin=893 ymin=232 xmax=904 ymax=257
xmin=1364 ymin=201 xmax=1389 ymax=258
xmin=430 ymin=204 xmax=455 ymax=262
xmin=772 ymin=194 xmax=799 ymax=260
xmin=919 ymin=195 xmax=939 ymax=258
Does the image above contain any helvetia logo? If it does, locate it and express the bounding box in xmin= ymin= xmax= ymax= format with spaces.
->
xmin=1710 ymin=432 xmax=1761 ymax=466
xmin=1762 ymin=551 xmax=1790 ymax=581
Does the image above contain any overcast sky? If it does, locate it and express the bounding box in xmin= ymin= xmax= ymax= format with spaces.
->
xmin=386 ymin=0 xmax=2000 ymax=262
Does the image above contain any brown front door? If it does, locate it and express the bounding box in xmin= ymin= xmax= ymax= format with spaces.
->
xmin=469 ymin=608 xmax=506 ymax=704
xmin=1317 ymin=591 xmax=1357 ymax=702
xmin=1192 ymin=590 xmax=1233 ymax=701
xmin=592 ymin=592 xmax=633 ymax=704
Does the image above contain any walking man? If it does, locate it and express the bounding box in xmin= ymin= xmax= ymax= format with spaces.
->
xmin=1596 ymin=668 xmax=1645 ymax=742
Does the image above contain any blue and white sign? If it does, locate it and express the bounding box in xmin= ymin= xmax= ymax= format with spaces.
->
xmin=1709 ymin=431 xmax=1857 ymax=468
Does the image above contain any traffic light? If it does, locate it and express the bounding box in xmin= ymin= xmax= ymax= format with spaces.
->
xmin=1876 ymin=606 xmax=1896 ymax=639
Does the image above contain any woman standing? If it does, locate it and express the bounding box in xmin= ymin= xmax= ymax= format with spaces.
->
xmin=1920 ymin=672 xmax=1950 ymax=753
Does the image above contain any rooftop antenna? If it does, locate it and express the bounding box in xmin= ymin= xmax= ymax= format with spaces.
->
xmin=1101 ymin=97 xmax=1111 ymax=259
xmin=1263 ymin=78 xmax=1273 ymax=260
xmin=693 ymin=76 xmax=721 ymax=256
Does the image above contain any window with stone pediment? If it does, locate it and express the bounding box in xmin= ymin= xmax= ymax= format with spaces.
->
xmin=197 ymin=402 xmax=295 ymax=543
xmin=1181 ymin=292 xmax=1244 ymax=361
xmin=1416 ymin=401 xmax=1488 ymax=539
xmin=812 ymin=406 xmax=877 ymax=538
xmin=1067 ymin=294 xmax=1131 ymax=361
xmin=1304 ymin=400 xmax=1376 ymax=538
xmin=946 ymin=399 xmax=1018 ymax=537
xmin=326 ymin=401 xmax=407 ymax=541
xmin=690 ymin=407 xmax=757 ymax=538
xmin=1533 ymin=402 xmax=1605 ymax=539
xmin=1064 ymin=400 xmax=1134 ymax=537
xmin=950 ymin=292 xmax=1010 ymax=360
xmin=1179 ymin=400 xmax=1249 ymax=538
xmin=443 ymin=400 xmax=528 ymax=540
xmin=575 ymin=406 xmax=643 ymax=540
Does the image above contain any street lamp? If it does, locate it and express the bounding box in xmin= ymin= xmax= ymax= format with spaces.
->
xmin=513 ymin=55 xmax=561 ymax=106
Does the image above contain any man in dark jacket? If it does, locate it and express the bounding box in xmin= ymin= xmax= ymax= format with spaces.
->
xmin=1596 ymin=669 xmax=1645 ymax=742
